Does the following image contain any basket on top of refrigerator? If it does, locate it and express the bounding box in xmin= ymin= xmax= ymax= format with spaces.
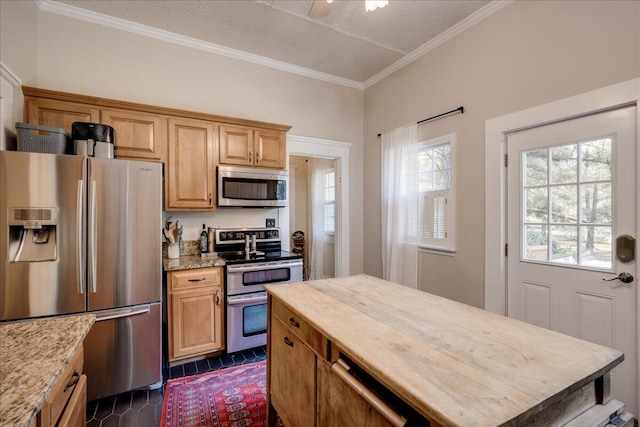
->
xmin=16 ymin=122 xmax=72 ymax=154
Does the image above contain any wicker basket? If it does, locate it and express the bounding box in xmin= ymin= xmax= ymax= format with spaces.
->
xmin=16 ymin=123 xmax=71 ymax=154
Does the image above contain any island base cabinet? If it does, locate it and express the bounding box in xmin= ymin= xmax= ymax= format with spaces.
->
xmin=57 ymin=374 xmax=87 ymax=427
xmin=37 ymin=345 xmax=86 ymax=427
xmin=317 ymin=360 xmax=394 ymax=427
xmin=270 ymin=317 xmax=316 ymax=427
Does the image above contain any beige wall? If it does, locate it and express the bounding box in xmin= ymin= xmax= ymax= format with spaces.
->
xmin=363 ymin=0 xmax=640 ymax=308
xmin=0 ymin=2 xmax=364 ymax=275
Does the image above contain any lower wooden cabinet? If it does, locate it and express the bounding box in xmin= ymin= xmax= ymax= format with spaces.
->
xmin=37 ymin=345 xmax=86 ymax=427
xmin=267 ymin=295 xmax=420 ymax=427
xmin=270 ymin=317 xmax=316 ymax=427
xmin=168 ymin=267 xmax=224 ymax=362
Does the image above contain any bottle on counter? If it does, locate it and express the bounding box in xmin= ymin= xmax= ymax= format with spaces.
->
xmin=207 ymin=227 xmax=214 ymax=253
xmin=200 ymin=224 xmax=208 ymax=253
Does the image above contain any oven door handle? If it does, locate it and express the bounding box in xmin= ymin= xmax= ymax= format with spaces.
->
xmin=227 ymin=294 xmax=268 ymax=305
xmin=226 ymin=260 xmax=303 ymax=273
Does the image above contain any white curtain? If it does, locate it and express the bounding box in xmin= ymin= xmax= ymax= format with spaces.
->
xmin=308 ymin=158 xmax=329 ymax=280
xmin=381 ymin=124 xmax=418 ymax=288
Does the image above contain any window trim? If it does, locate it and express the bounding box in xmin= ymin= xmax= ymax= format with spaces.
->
xmin=418 ymin=134 xmax=456 ymax=253
xmin=324 ymin=167 xmax=336 ymax=236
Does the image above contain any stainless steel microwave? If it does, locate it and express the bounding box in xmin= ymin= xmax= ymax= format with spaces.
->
xmin=217 ymin=165 xmax=288 ymax=207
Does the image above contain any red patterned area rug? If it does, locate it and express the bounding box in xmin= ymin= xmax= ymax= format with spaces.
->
xmin=161 ymin=361 xmax=283 ymax=427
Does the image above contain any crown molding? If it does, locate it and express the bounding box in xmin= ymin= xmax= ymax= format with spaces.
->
xmin=34 ymin=0 xmax=364 ymax=90
xmin=363 ymin=0 xmax=513 ymax=89
xmin=287 ymin=134 xmax=353 ymax=150
xmin=0 ymin=61 xmax=22 ymax=87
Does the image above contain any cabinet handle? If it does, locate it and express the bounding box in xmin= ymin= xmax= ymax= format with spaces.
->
xmin=64 ymin=372 xmax=80 ymax=392
xmin=188 ymin=277 xmax=206 ymax=282
xmin=284 ymin=336 xmax=294 ymax=347
xmin=209 ymin=192 xmax=212 ymax=205
xmin=256 ymin=151 xmax=260 ymax=164
xmin=249 ymin=151 xmax=252 ymax=163
xmin=215 ymin=290 xmax=220 ymax=305
xmin=289 ymin=317 xmax=300 ymax=328
xmin=332 ymin=359 xmax=408 ymax=427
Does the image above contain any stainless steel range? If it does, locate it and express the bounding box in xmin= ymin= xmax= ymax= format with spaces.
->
xmin=215 ymin=227 xmax=303 ymax=353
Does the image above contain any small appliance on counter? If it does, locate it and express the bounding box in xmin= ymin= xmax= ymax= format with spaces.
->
xmin=72 ymin=122 xmax=115 ymax=158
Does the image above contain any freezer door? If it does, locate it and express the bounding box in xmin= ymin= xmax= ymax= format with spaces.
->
xmin=83 ymin=303 xmax=162 ymax=401
xmin=87 ymin=158 xmax=162 ymax=310
xmin=0 ymin=151 xmax=86 ymax=320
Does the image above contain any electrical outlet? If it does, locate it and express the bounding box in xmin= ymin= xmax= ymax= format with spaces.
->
xmin=266 ymin=218 xmax=276 ymax=227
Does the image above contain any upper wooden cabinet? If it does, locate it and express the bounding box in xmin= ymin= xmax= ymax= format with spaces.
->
xmin=25 ymin=98 xmax=99 ymax=133
xmin=22 ymin=86 xmax=291 ymax=210
xmin=220 ymin=125 xmax=286 ymax=169
xmin=166 ymin=117 xmax=216 ymax=210
xmin=24 ymin=94 xmax=165 ymax=163
xmin=100 ymin=109 xmax=167 ymax=163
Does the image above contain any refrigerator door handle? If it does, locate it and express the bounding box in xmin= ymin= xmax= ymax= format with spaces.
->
xmin=95 ymin=305 xmax=151 ymax=322
xmin=77 ymin=179 xmax=85 ymax=295
xmin=89 ymin=180 xmax=97 ymax=294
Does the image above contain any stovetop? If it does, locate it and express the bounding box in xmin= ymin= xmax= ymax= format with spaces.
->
xmin=218 ymin=249 xmax=302 ymax=265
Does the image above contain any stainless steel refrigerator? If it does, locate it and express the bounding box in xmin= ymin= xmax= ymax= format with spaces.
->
xmin=0 ymin=150 xmax=162 ymax=401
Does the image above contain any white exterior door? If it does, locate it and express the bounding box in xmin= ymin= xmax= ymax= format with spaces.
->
xmin=507 ymin=106 xmax=637 ymax=415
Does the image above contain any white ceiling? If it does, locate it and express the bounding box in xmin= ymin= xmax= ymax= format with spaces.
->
xmin=48 ymin=0 xmax=500 ymax=87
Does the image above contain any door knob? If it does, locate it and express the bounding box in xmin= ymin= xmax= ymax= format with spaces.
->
xmin=602 ymin=272 xmax=634 ymax=284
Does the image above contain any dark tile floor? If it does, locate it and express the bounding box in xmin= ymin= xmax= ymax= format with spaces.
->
xmin=86 ymin=346 xmax=267 ymax=427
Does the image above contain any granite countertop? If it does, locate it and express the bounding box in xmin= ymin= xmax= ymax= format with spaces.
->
xmin=163 ymin=254 xmax=226 ymax=271
xmin=0 ymin=314 xmax=95 ymax=427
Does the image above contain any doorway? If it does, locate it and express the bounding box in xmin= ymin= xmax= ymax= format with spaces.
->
xmin=284 ymin=134 xmax=352 ymax=278
xmin=289 ymin=156 xmax=337 ymax=280
xmin=506 ymin=106 xmax=636 ymax=413
xmin=485 ymin=78 xmax=640 ymax=415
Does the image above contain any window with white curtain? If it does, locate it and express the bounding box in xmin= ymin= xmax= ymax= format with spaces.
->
xmin=324 ymin=168 xmax=336 ymax=234
xmin=417 ymin=135 xmax=456 ymax=251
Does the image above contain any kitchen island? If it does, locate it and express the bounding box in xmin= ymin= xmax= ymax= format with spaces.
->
xmin=265 ymin=274 xmax=633 ymax=426
xmin=0 ymin=314 xmax=95 ymax=427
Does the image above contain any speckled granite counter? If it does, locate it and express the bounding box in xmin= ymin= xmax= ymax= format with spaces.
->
xmin=163 ymin=254 xmax=226 ymax=271
xmin=0 ymin=314 xmax=95 ymax=427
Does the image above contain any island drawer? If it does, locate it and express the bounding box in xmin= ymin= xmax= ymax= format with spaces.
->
xmin=38 ymin=345 xmax=84 ymax=427
xmin=170 ymin=267 xmax=221 ymax=291
xmin=271 ymin=297 xmax=326 ymax=359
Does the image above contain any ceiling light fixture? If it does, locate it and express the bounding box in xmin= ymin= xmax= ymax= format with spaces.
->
xmin=365 ymin=0 xmax=388 ymax=12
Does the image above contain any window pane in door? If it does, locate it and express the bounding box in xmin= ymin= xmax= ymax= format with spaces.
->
xmin=551 ymin=144 xmax=577 ymax=184
xmin=580 ymin=139 xmax=612 ymax=182
xmin=524 ymin=149 xmax=548 ymax=186
xmin=551 ymin=225 xmax=578 ymax=265
xmin=524 ymin=224 xmax=548 ymax=260
xmin=580 ymin=226 xmax=612 ymax=268
xmin=551 ymin=185 xmax=577 ymax=223
xmin=525 ymin=188 xmax=548 ymax=222
xmin=580 ymin=183 xmax=612 ymax=224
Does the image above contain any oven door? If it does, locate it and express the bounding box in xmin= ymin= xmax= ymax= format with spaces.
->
xmin=226 ymin=292 xmax=268 ymax=353
xmin=226 ymin=260 xmax=303 ymax=295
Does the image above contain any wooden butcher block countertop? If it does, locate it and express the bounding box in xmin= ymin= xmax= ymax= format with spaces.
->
xmin=265 ymin=274 xmax=625 ymax=427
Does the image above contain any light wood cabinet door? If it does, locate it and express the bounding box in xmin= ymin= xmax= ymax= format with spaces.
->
xmin=254 ymin=129 xmax=285 ymax=169
xmin=38 ymin=346 xmax=85 ymax=427
xmin=219 ymin=125 xmax=253 ymax=166
xmin=101 ymin=109 xmax=167 ymax=162
xmin=166 ymin=118 xmax=216 ymax=210
xmin=270 ymin=317 xmax=316 ymax=427
xmin=25 ymin=98 xmax=99 ymax=134
xmin=57 ymin=374 xmax=87 ymax=427
xmin=169 ymin=285 xmax=224 ymax=361
xmin=317 ymin=361 xmax=393 ymax=427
